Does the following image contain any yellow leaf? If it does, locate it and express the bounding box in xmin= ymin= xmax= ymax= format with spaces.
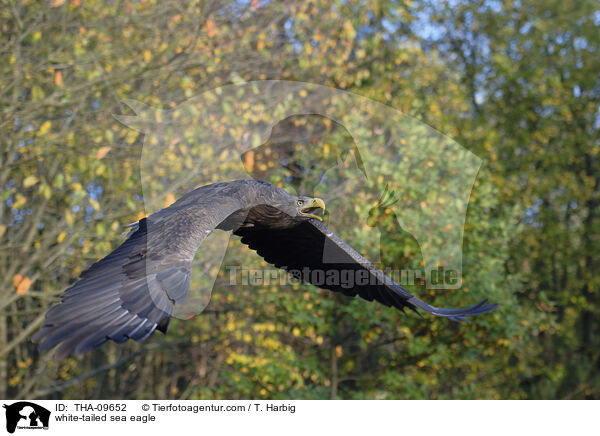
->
xmin=54 ymin=70 xmax=63 ymax=86
xmin=164 ymin=193 xmax=176 ymax=207
xmin=343 ymin=21 xmax=356 ymax=39
xmin=65 ymin=210 xmax=74 ymax=227
xmin=38 ymin=121 xmax=52 ymax=135
xmin=12 ymin=274 xmax=22 ymax=288
xmin=57 ymin=231 xmax=67 ymax=243
xmin=205 ymin=19 xmax=216 ymax=38
xmin=89 ymin=198 xmax=100 ymax=211
xmin=125 ymin=130 xmax=138 ymax=145
xmin=17 ymin=358 xmax=32 ymax=369
xmin=143 ymin=50 xmax=152 ymax=63
xmin=39 ymin=183 xmax=51 ymax=199
xmin=23 ymin=175 xmax=38 ymax=188
xmin=71 ymin=182 xmax=83 ymax=193
xmin=12 ymin=194 xmax=26 ymax=209
xmin=17 ymin=277 xmax=31 ymax=295
xmin=96 ymin=146 xmax=111 ymax=160
xmin=13 ymin=275 xmax=31 ymax=295
xmin=50 ymin=0 xmax=66 ymax=6
xmin=244 ymin=150 xmax=255 ymax=171
xmin=0 ymin=225 xmax=6 ymax=238
xmin=335 ymin=345 xmax=343 ymax=357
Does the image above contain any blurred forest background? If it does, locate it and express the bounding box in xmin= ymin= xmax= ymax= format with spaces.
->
xmin=1 ymin=0 xmax=598 ymax=399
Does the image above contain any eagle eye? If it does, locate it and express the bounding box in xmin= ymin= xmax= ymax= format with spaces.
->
xmin=297 ymin=200 xmax=304 ymax=206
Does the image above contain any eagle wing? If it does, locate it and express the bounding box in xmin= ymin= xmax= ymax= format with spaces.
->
xmin=33 ymin=181 xmax=252 ymax=360
xmin=234 ymin=219 xmax=498 ymax=320
xmin=33 ymin=217 xmax=201 ymax=359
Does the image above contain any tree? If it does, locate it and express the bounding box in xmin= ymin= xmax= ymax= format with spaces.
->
xmin=4 ymin=0 xmax=591 ymax=400
xmin=421 ymin=0 xmax=600 ymax=398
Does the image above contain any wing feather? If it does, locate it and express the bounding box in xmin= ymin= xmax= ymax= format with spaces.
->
xmin=235 ymin=219 xmax=498 ymax=319
xmin=33 ymin=181 xmax=258 ymax=359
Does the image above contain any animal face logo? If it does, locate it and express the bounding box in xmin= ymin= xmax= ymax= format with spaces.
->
xmin=116 ymin=80 xmax=482 ymax=317
xmin=3 ymin=402 xmax=50 ymax=433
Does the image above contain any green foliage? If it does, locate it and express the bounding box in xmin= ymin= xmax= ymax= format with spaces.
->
xmin=0 ymin=0 xmax=597 ymax=400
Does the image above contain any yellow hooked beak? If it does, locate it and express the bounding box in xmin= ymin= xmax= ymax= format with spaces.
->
xmin=299 ymin=198 xmax=326 ymax=221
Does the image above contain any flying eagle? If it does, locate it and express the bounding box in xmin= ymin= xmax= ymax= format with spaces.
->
xmin=33 ymin=180 xmax=497 ymax=359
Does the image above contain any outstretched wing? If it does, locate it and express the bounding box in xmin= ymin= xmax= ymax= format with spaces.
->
xmin=33 ymin=181 xmax=254 ymax=360
xmin=32 ymin=218 xmax=197 ymax=360
xmin=234 ymin=219 xmax=498 ymax=320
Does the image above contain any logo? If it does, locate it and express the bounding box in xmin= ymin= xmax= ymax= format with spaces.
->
xmin=116 ymin=80 xmax=483 ymax=317
xmin=3 ymin=402 xmax=50 ymax=433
